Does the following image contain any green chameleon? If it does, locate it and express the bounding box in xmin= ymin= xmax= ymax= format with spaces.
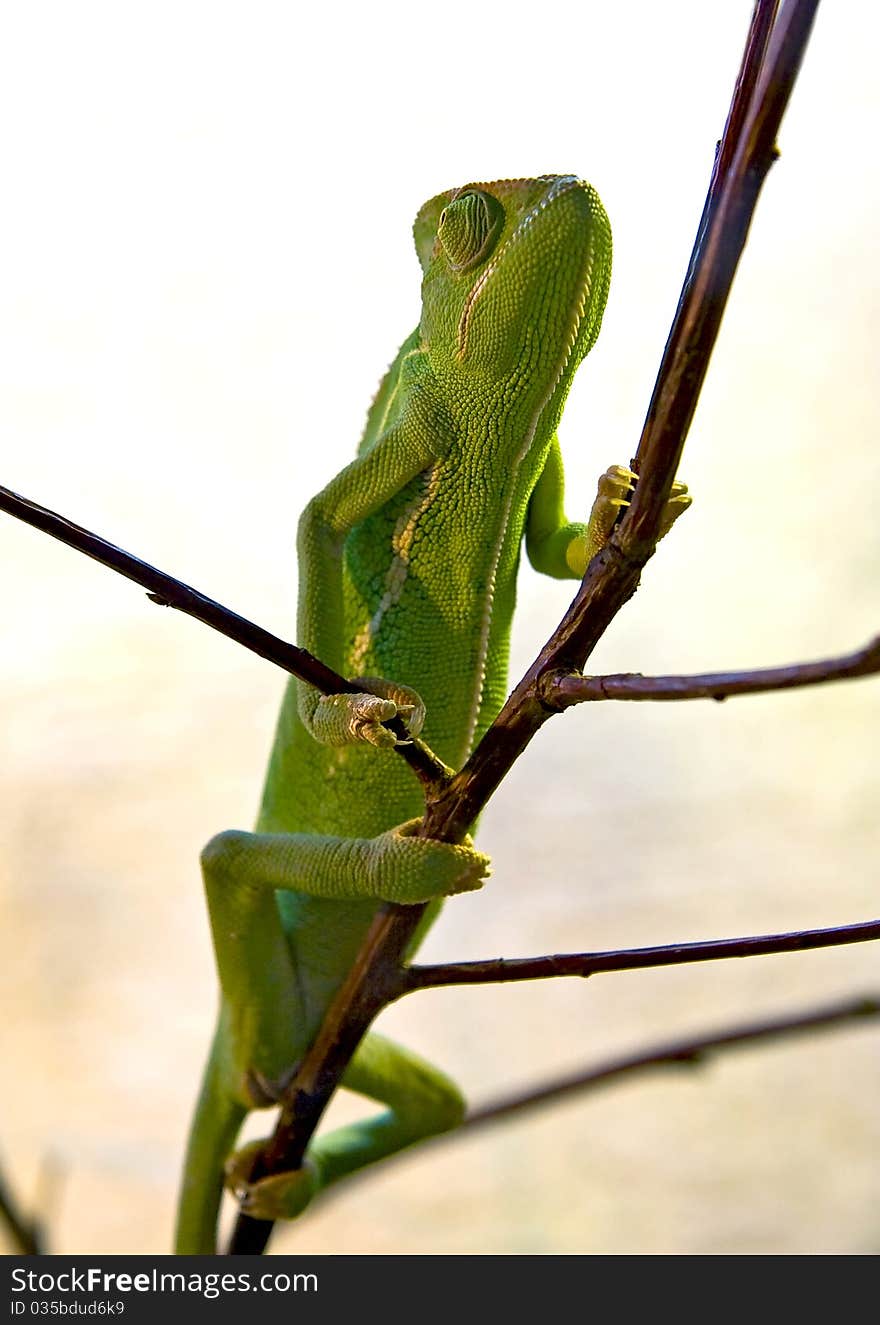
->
xmin=174 ymin=174 xmax=689 ymax=1253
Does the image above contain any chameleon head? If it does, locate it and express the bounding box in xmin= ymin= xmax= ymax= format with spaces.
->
xmin=414 ymin=175 xmax=612 ymax=411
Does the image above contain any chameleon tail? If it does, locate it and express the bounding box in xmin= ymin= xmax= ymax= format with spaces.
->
xmin=174 ymin=1043 xmax=246 ymax=1255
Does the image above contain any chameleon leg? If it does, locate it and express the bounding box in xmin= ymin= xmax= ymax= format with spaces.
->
xmin=200 ymin=821 xmax=488 ymax=912
xmin=224 ymin=1029 xmax=465 ymax=1222
xmin=526 ymin=439 xmax=692 ymax=580
xmin=176 ymin=824 xmax=487 ymax=1247
xmin=175 ymin=1036 xmax=248 ymax=1254
xmin=194 ymin=820 xmax=486 ymax=1118
xmin=174 ymin=842 xmax=304 ymax=1253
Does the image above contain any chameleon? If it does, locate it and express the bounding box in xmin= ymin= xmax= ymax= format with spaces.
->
xmin=174 ymin=174 xmax=690 ymax=1253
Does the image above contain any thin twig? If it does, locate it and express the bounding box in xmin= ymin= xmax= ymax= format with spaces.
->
xmin=458 ymin=994 xmax=879 ymax=1135
xmin=0 ymin=483 xmax=340 ymax=685
xmin=402 ymin=919 xmax=880 ymax=994
xmin=544 ymin=635 xmax=880 ymax=708
xmin=0 ymin=483 xmax=448 ymax=790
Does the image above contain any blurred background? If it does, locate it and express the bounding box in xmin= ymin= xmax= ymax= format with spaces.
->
xmin=0 ymin=1 xmax=877 ymax=1254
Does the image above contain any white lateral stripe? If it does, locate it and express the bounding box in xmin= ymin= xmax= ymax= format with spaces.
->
xmin=350 ymin=463 xmax=440 ymax=671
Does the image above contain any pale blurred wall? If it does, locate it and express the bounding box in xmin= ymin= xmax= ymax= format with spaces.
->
xmin=0 ymin=1 xmax=877 ymax=1254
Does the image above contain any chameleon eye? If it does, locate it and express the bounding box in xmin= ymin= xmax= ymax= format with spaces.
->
xmin=437 ymin=190 xmax=503 ymax=271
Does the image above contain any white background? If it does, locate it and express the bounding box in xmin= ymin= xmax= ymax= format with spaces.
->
xmin=1 ymin=1 xmax=878 ymax=1253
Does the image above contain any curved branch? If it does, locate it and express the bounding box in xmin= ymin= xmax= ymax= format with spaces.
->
xmin=403 ymin=919 xmax=880 ymax=994
xmin=545 ymin=635 xmax=880 ymax=708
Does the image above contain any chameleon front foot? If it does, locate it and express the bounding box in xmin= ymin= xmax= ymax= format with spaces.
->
xmin=310 ymin=678 xmax=426 ymax=749
xmin=225 ymin=1141 xmax=318 ymax=1222
xmin=658 ymin=479 xmax=692 ymax=538
xmin=568 ymin=464 xmax=691 ymax=573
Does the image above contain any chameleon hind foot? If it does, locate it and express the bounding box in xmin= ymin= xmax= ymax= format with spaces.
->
xmin=225 ymin=1142 xmax=318 ymax=1221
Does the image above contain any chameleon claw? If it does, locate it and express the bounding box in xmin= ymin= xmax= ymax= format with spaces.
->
xmin=245 ymin=1068 xmax=282 ymax=1107
xmin=571 ymin=461 xmax=692 ymax=574
xmin=224 ymin=1144 xmax=318 ymax=1221
xmin=245 ymin=1061 xmax=301 ymax=1107
xmin=224 ymin=1140 xmax=264 ymax=1199
xmin=597 ymin=464 xmax=637 ymax=495
xmin=347 ymin=676 xmax=427 ymax=745
xmin=356 ymin=719 xmax=400 ymax=749
xmin=387 ymin=701 xmax=417 ymax=745
xmin=659 ymin=486 xmax=693 ymax=538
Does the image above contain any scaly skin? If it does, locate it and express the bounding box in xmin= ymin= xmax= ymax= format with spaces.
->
xmin=175 ymin=175 xmax=688 ymax=1253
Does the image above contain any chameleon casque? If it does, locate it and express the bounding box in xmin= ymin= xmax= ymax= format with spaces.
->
xmin=175 ymin=174 xmax=689 ymax=1253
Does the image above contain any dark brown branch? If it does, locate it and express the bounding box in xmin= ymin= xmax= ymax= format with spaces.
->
xmin=228 ymin=907 xmax=431 ymax=1254
xmin=544 ymin=634 xmax=880 ymax=708
xmin=402 ymin=919 xmax=880 ymax=994
xmin=0 ymin=482 xmax=343 ymax=685
xmin=458 ymin=994 xmax=879 ymax=1136
xmin=0 ymin=482 xmax=448 ymax=791
xmin=229 ymin=1 xmax=821 ymax=1254
xmin=624 ymin=0 xmax=817 ymax=544
xmin=672 ymin=0 xmax=778 ymax=335
xmin=0 ymin=1163 xmax=43 ymax=1256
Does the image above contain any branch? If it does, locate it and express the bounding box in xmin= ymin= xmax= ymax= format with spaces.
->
xmin=623 ymin=0 xmax=818 ymax=541
xmin=0 ymin=482 xmax=341 ymax=685
xmin=402 ymin=919 xmax=880 ymax=994
xmin=0 ymin=482 xmax=448 ymax=791
xmin=0 ymin=1162 xmax=43 ymax=1256
xmin=681 ymin=0 xmax=778 ymax=277
xmin=544 ymin=634 xmax=880 ymax=708
xmin=457 ymin=994 xmax=879 ymax=1136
